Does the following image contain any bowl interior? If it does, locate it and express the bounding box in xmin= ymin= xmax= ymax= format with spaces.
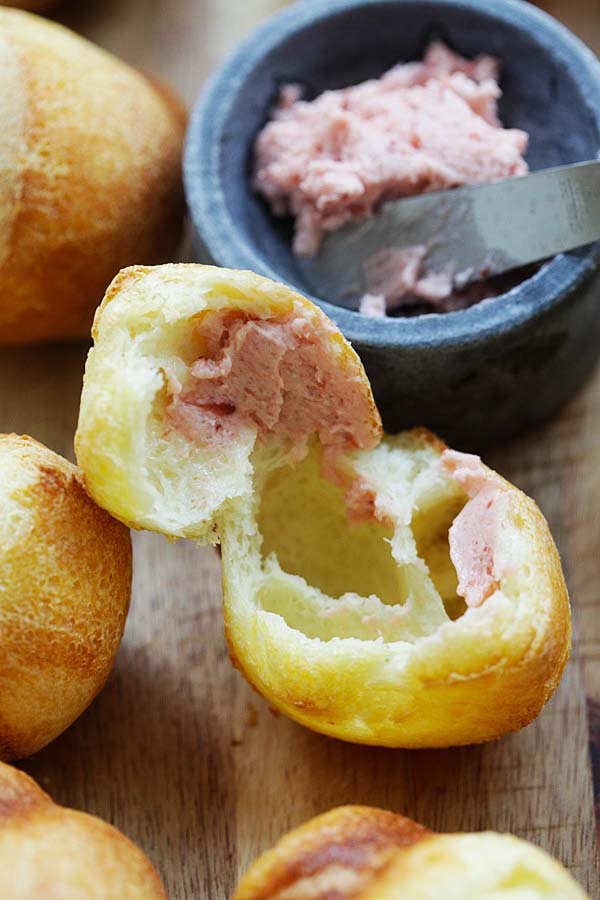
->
xmin=192 ymin=0 xmax=600 ymax=341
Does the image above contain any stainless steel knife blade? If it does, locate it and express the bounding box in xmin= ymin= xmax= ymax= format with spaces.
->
xmin=297 ymin=160 xmax=600 ymax=308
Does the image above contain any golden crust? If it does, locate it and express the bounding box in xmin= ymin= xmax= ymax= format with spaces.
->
xmin=0 ymin=434 xmax=131 ymax=760
xmin=234 ymin=807 xmax=588 ymax=900
xmin=0 ymin=9 xmax=186 ymax=344
xmin=0 ymin=762 xmax=166 ymax=898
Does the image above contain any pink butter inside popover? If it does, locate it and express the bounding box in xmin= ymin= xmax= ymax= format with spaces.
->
xmin=166 ymin=308 xmax=380 ymax=476
xmin=166 ymin=306 xmax=510 ymax=612
xmin=442 ymin=449 xmax=512 ymax=608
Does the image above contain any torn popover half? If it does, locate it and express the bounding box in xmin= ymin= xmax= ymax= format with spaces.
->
xmin=0 ymin=434 xmax=131 ymax=760
xmin=0 ymin=762 xmax=166 ymax=898
xmin=76 ymin=264 xmax=570 ymax=748
xmin=234 ymin=806 xmax=587 ymax=900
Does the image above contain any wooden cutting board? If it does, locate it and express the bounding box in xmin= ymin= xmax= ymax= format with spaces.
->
xmin=2 ymin=1 xmax=600 ymax=896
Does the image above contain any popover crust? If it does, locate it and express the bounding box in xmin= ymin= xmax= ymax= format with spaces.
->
xmin=0 ymin=762 xmax=166 ymax=898
xmin=0 ymin=434 xmax=132 ymax=760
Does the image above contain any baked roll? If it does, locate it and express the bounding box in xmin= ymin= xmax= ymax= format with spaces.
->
xmin=76 ymin=264 xmax=570 ymax=747
xmin=0 ymin=434 xmax=131 ymax=760
xmin=0 ymin=8 xmax=185 ymax=344
xmin=0 ymin=762 xmax=166 ymax=898
xmin=234 ymin=806 xmax=587 ymax=899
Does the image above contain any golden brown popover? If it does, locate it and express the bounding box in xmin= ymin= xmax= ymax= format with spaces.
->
xmin=0 ymin=8 xmax=186 ymax=344
xmin=0 ymin=434 xmax=131 ymax=759
xmin=0 ymin=762 xmax=166 ymax=898
xmin=234 ymin=806 xmax=587 ymax=899
xmin=76 ymin=264 xmax=570 ymax=747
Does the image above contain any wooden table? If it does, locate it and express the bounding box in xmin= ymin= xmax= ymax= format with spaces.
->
xmin=2 ymin=0 xmax=600 ymax=896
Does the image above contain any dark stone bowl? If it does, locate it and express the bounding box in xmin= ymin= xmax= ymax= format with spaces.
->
xmin=184 ymin=0 xmax=600 ymax=448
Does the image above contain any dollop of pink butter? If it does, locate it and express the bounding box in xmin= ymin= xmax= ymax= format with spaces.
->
xmin=166 ymin=310 xmax=379 ymax=472
xmin=253 ymin=41 xmax=528 ymax=257
xmin=442 ymin=449 xmax=512 ymax=608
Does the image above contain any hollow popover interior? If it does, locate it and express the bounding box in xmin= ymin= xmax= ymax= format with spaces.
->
xmin=254 ymin=438 xmax=466 ymax=644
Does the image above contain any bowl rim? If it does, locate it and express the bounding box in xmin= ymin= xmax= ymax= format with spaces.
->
xmin=184 ymin=0 xmax=600 ymax=350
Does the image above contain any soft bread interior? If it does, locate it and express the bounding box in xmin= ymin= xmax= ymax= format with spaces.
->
xmin=221 ymin=427 xmax=539 ymax=650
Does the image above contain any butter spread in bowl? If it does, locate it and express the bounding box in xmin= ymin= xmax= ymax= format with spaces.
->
xmin=253 ymin=42 xmax=529 ymax=316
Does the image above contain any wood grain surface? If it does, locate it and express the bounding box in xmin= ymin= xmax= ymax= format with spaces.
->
xmin=2 ymin=1 xmax=600 ymax=897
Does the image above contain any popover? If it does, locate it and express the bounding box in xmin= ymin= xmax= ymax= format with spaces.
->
xmin=234 ymin=806 xmax=587 ymax=899
xmin=0 ymin=434 xmax=131 ymax=759
xmin=0 ymin=9 xmax=186 ymax=344
xmin=76 ymin=264 xmax=570 ymax=747
xmin=0 ymin=762 xmax=166 ymax=898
